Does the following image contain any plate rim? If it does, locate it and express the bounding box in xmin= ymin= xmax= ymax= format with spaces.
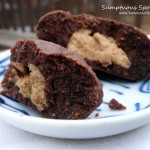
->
xmin=0 ymin=105 xmax=150 ymax=139
xmin=0 ymin=49 xmax=150 ymax=138
xmin=0 ymin=104 xmax=150 ymax=124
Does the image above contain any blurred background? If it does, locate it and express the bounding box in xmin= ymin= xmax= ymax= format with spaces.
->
xmin=0 ymin=0 xmax=149 ymax=51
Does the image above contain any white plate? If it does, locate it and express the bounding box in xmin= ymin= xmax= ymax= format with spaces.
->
xmin=0 ymin=50 xmax=150 ymax=139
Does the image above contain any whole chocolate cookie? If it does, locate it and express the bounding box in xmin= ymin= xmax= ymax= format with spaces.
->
xmin=1 ymin=39 xmax=103 ymax=119
xmin=37 ymin=10 xmax=150 ymax=81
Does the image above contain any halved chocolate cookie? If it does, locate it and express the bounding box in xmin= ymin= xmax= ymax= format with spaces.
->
xmin=1 ymin=39 xmax=103 ymax=119
xmin=37 ymin=10 xmax=150 ymax=80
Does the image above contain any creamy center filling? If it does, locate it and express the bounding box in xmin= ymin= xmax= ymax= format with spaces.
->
xmin=11 ymin=62 xmax=48 ymax=111
xmin=67 ymin=29 xmax=131 ymax=68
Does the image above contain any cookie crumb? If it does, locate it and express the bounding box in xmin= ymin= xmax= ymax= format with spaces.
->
xmin=109 ymin=98 xmax=126 ymax=110
xmin=95 ymin=112 xmax=99 ymax=117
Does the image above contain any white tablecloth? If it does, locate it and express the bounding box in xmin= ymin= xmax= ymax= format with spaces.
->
xmin=0 ymin=120 xmax=149 ymax=150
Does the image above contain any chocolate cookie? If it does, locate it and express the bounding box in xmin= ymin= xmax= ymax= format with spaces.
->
xmin=36 ymin=10 xmax=150 ymax=81
xmin=1 ymin=39 xmax=103 ymax=119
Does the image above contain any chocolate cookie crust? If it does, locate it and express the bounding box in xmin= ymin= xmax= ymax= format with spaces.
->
xmin=1 ymin=40 xmax=103 ymax=119
xmin=37 ymin=10 xmax=150 ymax=80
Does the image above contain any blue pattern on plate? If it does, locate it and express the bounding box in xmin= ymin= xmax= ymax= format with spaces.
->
xmin=135 ymin=103 xmax=140 ymax=111
xmin=109 ymin=89 xmax=124 ymax=95
xmin=0 ymin=56 xmax=10 ymax=64
xmin=0 ymin=56 xmax=9 ymax=76
xmin=145 ymin=104 xmax=150 ymax=109
xmin=139 ymin=78 xmax=150 ymax=93
xmin=4 ymin=95 xmax=20 ymax=103
xmin=0 ymin=52 xmax=150 ymax=119
xmin=0 ymin=97 xmax=29 ymax=115
xmin=95 ymin=108 xmax=101 ymax=112
xmin=102 ymin=101 xmax=109 ymax=105
xmin=99 ymin=76 xmax=130 ymax=89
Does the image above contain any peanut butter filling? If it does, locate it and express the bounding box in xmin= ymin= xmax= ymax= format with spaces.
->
xmin=11 ymin=62 xmax=48 ymax=111
xmin=67 ymin=29 xmax=131 ymax=68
